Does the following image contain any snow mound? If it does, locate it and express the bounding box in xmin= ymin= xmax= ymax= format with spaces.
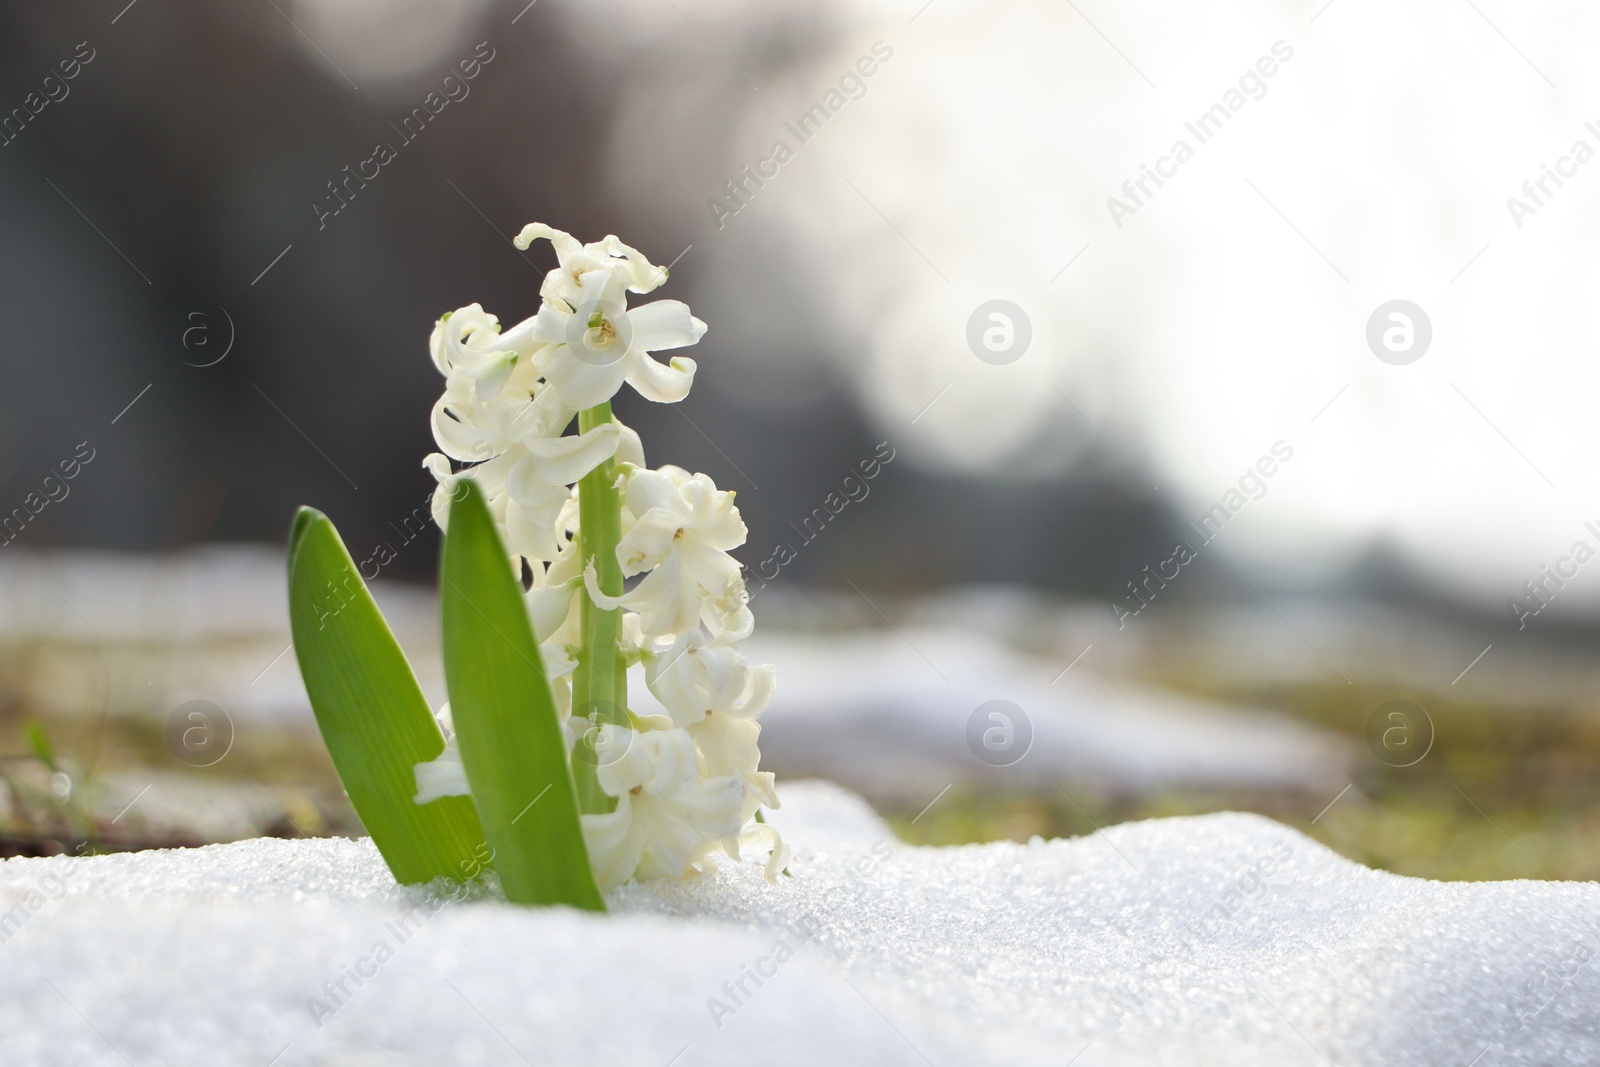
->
xmin=0 ymin=781 xmax=1595 ymax=1066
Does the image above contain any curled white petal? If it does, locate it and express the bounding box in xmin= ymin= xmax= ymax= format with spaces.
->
xmin=625 ymin=467 xmax=686 ymax=517
xmin=430 ymin=304 xmax=507 ymax=379
xmin=594 ymin=234 xmax=670 ymax=294
xmin=413 ymin=734 xmax=470 ymax=804
xmin=580 ymin=793 xmax=644 ymax=889
xmin=526 ymin=577 xmax=581 ymax=642
xmin=615 ymin=419 xmax=647 ymax=468
xmin=740 ymin=822 xmax=790 ymax=885
xmin=522 ymin=423 xmax=621 ymax=485
xmin=513 ymin=221 xmax=584 ymax=260
xmin=627 ymin=355 xmax=696 ymax=404
xmin=582 ymin=560 xmax=628 ymax=611
xmin=734 ymin=662 xmax=776 ymax=718
xmin=626 ymin=300 xmax=707 ymax=352
xmin=543 ymin=348 xmax=630 ymax=411
xmin=618 ymin=508 xmax=683 ymax=577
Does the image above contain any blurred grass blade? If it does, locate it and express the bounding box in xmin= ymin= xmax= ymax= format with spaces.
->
xmin=24 ymin=720 xmax=94 ymax=840
xmin=441 ymin=480 xmax=605 ymax=911
xmin=288 ymin=507 xmax=489 ymax=885
xmin=24 ymin=722 xmax=58 ymax=770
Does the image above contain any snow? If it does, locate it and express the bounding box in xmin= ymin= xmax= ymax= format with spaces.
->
xmin=732 ymin=627 xmax=1351 ymax=803
xmin=1 ymin=780 xmax=1596 ymax=1066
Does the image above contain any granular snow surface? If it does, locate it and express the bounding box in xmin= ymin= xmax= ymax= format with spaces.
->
xmin=0 ymin=781 xmax=1596 ymax=1066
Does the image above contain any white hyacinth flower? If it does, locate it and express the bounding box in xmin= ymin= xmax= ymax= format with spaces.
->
xmin=506 ymin=223 xmax=706 ymax=410
xmin=429 ymin=304 xmax=519 ymax=396
xmin=580 ymin=726 xmax=748 ymax=888
xmin=424 ymin=380 xmax=619 ymax=562
xmin=645 ymin=629 xmax=781 ymax=813
xmin=585 ymin=465 xmax=753 ymax=639
xmin=693 ymin=710 xmax=779 ymax=813
xmin=515 ymin=223 xmax=670 ymax=305
xmin=645 ymin=628 xmax=775 ymax=727
xmin=414 ymin=221 xmax=783 ymax=891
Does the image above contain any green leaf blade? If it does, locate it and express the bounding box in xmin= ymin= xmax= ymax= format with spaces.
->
xmin=288 ymin=507 xmax=489 ymax=885
xmin=441 ymin=482 xmax=605 ymax=911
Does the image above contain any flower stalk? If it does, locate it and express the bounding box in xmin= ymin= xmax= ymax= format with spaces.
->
xmin=572 ymin=400 xmax=627 ymax=814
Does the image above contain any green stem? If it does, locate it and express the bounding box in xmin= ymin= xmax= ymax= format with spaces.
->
xmin=571 ymin=401 xmax=628 ymax=814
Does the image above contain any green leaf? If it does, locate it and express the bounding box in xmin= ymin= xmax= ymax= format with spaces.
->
xmin=441 ymin=480 xmax=605 ymax=911
xmin=24 ymin=722 xmax=58 ymax=771
xmin=288 ymin=507 xmax=490 ymax=885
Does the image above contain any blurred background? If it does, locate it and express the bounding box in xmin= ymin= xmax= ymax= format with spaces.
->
xmin=3 ymin=0 xmax=1600 ymax=879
